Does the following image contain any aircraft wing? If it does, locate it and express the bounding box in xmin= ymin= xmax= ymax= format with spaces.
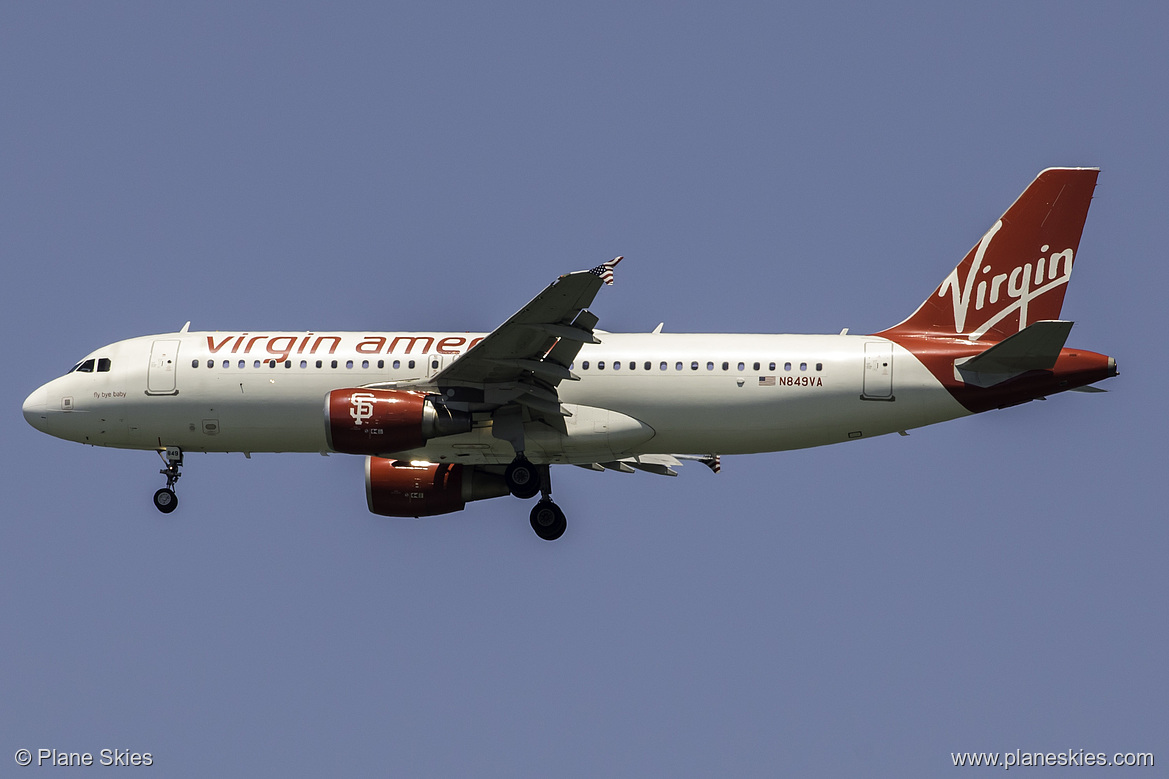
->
xmin=429 ymin=257 xmax=621 ymax=415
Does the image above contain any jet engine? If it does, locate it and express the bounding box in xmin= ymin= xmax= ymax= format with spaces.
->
xmin=325 ymin=389 xmax=472 ymax=455
xmin=366 ymin=459 xmax=509 ymax=517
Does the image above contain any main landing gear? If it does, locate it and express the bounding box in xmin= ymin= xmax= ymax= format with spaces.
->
xmin=153 ymin=447 xmax=183 ymax=514
xmin=506 ymin=459 xmax=566 ymax=541
xmin=530 ymin=499 xmax=566 ymax=542
xmin=504 ymin=455 xmax=541 ymax=500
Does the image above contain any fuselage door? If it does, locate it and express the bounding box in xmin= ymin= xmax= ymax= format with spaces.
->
xmin=862 ymin=342 xmax=894 ymax=400
xmin=147 ymin=339 xmax=180 ymax=395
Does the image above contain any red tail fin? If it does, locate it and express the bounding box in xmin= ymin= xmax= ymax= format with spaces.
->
xmin=879 ymin=168 xmax=1098 ymax=342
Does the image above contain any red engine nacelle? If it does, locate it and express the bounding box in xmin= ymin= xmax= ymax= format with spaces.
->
xmin=366 ymin=459 xmax=509 ymax=517
xmin=325 ymin=388 xmax=471 ymax=455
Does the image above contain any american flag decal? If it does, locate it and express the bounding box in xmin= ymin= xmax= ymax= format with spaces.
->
xmin=759 ymin=376 xmax=776 ymax=386
xmin=589 ymin=256 xmax=623 ymax=286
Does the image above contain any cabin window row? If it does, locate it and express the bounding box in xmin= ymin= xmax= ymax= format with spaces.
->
xmin=190 ymin=358 xmax=435 ymax=370
xmin=572 ymin=360 xmax=824 ymax=372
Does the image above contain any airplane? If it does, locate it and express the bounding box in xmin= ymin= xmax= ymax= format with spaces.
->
xmin=22 ymin=168 xmax=1116 ymax=540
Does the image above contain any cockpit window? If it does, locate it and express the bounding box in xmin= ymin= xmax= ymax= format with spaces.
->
xmin=97 ymin=358 xmax=112 ymax=372
xmin=76 ymin=359 xmax=96 ymax=373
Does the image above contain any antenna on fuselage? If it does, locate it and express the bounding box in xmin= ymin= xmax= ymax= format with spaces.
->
xmin=179 ymin=321 xmax=191 ymax=333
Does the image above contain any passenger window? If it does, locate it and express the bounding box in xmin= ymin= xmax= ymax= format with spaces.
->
xmin=205 ymin=359 xmax=213 ymax=368
xmin=331 ymin=360 xmax=338 ymax=369
xmin=691 ymin=361 xmax=699 ymax=371
xmin=706 ymin=361 xmax=714 ymax=371
xmin=582 ymin=361 xmax=590 ymax=370
xmin=254 ymin=360 xmax=261 ymax=368
xmin=737 ymin=362 xmax=745 ymax=371
xmin=190 ymin=360 xmax=199 ymax=369
xmin=753 ymin=362 xmax=760 ymax=371
xmin=408 ymin=360 xmax=416 ymax=369
xmin=722 ymin=362 xmax=729 ymax=371
xmin=362 ymin=360 xmax=370 ymax=369
xmin=675 ymin=362 xmax=683 ymax=371
xmin=816 ymin=362 xmax=823 ymax=371
xmin=660 ymin=362 xmax=668 ymax=371
xmin=769 ymin=362 xmax=776 ymax=371
xmin=393 ymin=360 xmax=401 ymax=369
xmin=284 ymin=360 xmax=291 ymax=368
xmin=222 ymin=360 xmax=229 ymax=369
xmin=800 ymin=362 xmax=807 ymax=371
xmin=645 ymin=362 xmax=652 ymax=370
xmin=597 ymin=361 xmax=605 ymax=370
xmin=613 ymin=361 xmax=621 ymax=370
xmin=300 ymin=360 xmax=307 ymax=368
xmin=628 ymin=361 xmax=635 ymax=370
xmin=785 ymin=362 xmax=792 ymax=371
xmin=431 ymin=360 xmax=438 ymax=369
xmin=346 ymin=360 xmax=354 ymax=369
xmin=269 ymin=360 xmax=277 ymax=368
xmin=98 ymin=358 xmax=112 ymax=372
xmin=377 ymin=360 xmax=384 ymax=369
xmin=238 ymin=360 xmax=245 ymax=369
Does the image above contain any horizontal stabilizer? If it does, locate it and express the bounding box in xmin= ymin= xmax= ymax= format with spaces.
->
xmin=954 ymin=320 xmax=1073 ymax=388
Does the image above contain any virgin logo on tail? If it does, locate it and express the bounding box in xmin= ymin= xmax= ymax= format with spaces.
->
xmin=940 ymin=220 xmax=1076 ymax=341
xmin=878 ymin=168 xmax=1098 ymax=344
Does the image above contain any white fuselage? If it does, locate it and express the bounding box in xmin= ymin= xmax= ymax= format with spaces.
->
xmin=23 ymin=330 xmax=970 ymax=464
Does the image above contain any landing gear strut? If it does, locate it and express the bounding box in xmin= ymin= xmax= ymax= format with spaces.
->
xmin=528 ymin=464 xmax=566 ymax=541
xmin=153 ymin=447 xmax=183 ymax=514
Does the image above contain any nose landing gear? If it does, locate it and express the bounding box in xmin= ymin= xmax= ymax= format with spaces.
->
xmin=153 ymin=447 xmax=183 ymax=514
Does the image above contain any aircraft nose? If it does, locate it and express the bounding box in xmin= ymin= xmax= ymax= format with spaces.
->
xmin=22 ymin=385 xmax=48 ymax=431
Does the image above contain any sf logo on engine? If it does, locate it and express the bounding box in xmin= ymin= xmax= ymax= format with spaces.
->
xmin=350 ymin=392 xmax=376 ymax=425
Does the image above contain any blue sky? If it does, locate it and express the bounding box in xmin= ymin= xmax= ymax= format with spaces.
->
xmin=2 ymin=3 xmax=1164 ymax=776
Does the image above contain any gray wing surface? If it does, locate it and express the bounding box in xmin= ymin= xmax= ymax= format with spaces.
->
xmin=431 ymin=257 xmax=621 ymax=417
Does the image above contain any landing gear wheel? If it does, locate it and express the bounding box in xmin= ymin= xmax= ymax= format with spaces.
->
xmin=153 ymin=488 xmax=178 ymax=514
xmin=505 ymin=457 xmax=541 ymax=499
xmin=530 ymin=499 xmax=566 ymax=541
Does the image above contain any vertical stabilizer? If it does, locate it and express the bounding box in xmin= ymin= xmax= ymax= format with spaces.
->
xmin=879 ymin=168 xmax=1098 ymax=342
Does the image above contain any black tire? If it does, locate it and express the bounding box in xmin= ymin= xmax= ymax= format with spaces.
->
xmin=153 ymin=488 xmax=178 ymax=514
xmin=505 ymin=457 xmax=541 ymax=499
xmin=529 ymin=500 xmax=566 ymax=541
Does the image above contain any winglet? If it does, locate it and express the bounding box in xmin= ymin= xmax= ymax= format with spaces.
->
xmin=588 ymin=256 xmax=623 ymax=286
